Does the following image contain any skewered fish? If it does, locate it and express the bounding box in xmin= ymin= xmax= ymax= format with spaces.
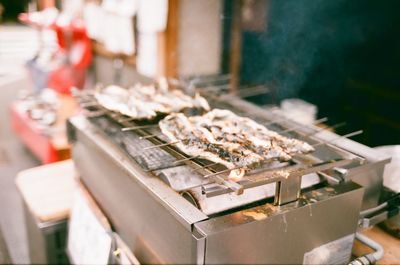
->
xmin=94 ymin=79 xmax=210 ymax=120
xmin=159 ymin=109 xmax=315 ymax=180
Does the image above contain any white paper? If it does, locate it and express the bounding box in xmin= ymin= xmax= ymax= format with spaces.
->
xmin=137 ymin=32 xmax=158 ymax=77
xmin=137 ymin=0 xmax=168 ymax=33
xmin=67 ymin=192 xmax=112 ymax=265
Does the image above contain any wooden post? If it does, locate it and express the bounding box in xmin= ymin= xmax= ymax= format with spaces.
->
xmin=229 ymin=0 xmax=243 ymax=95
xmin=164 ymin=0 xmax=179 ymax=79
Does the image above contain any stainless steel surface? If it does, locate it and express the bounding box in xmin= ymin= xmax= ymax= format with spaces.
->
xmin=194 ymin=182 xmax=364 ymax=264
xmin=23 ymin=202 xmax=69 ymax=264
xmin=68 ymin=91 xmax=391 ymax=264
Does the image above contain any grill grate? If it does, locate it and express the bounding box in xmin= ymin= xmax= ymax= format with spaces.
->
xmin=122 ymin=135 xmax=183 ymax=171
xmin=74 ymin=84 xmax=364 ymax=198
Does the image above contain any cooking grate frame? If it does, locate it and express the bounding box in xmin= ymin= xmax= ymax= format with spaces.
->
xmin=73 ymin=86 xmax=364 ymax=199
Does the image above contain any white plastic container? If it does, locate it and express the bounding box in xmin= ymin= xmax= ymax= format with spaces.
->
xmin=280 ymin=98 xmax=317 ymax=125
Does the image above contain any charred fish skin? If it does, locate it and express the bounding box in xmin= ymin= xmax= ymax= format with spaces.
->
xmin=159 ymin=110 xmax=314 ymax=178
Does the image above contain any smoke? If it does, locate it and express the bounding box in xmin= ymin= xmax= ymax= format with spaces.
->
xmin=241 ymin=0 xmax=370 ymax=101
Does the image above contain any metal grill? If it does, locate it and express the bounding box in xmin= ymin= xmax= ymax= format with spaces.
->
xmin=72 ymin=80 xmax=365 ymax=203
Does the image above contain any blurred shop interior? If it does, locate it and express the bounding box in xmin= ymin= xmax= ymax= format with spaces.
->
xmin=0 ymin=0 xmax=399 ymax=264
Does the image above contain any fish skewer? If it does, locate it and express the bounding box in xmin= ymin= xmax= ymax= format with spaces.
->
xmin=159 ymin=110 xmax=316 ymax=181
xmin=94 ymin=81 xmax=211 ymax=121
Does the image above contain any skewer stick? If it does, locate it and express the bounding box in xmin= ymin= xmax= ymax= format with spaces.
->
xmin=305 ymin=122 xmax=346 ymax=137
xmin=173 ymin=156 xmax=200 ymax=164
xmin=121 ymin=124 xmax=159 ymax=131
xmin=279 ymin=117 xmax=328 ymax=134
xmin=204 ymin=166 xmax=244 ymax=178
xmin=312 ymin=130 xmax=363 ymax=148
xmin=143 ymin=140 xmax=181 ymax=150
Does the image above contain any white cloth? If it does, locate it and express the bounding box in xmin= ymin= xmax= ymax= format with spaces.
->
xmin=101 ymin=0 xmax=138 ymax=55
xmin=137 ymin=32 xmax=158 ymax=77
xmin=136 ymin=0 xmax=168 ymax=77
xmin=137 ymin=0 xmax=168 ymax=33
xmin=83 ymin=3 xmax=104 ymax=41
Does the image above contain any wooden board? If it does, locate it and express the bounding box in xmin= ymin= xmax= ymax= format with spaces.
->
xmin=352 ymin=226 xmax=400 ymax=264
xmin=15 ymin=160 xmax=78 ymax=222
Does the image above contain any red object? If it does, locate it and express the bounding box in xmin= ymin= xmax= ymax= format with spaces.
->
xmin=19 ymin=12 xmax=92 ymax=95
xmin=10 ymin=103 xmax=69 ymax=164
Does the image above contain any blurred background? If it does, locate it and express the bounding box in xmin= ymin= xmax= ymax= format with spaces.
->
xmin=1 ymin=0 xmax=399 ymax=147
xmin=0 ymin=0 xmax=399 ymax=264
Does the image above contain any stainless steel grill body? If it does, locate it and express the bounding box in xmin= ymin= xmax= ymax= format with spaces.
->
xmin=67 ymin=119 xmax=383 ymax=264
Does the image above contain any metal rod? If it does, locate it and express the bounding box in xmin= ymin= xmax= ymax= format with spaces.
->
xmin=279 ymin=117 xmax=328 ymax=134
xmin=143 ymin=140 xmax=181 ymax=150
xmin=237 ymin=85 xmax=270 ymax=98
xmin=190 ymin=74 xmax=231 ymax=84
xmin=139 ymin=133 xmax=164 ymax=140
xmin=121 ymin=124 xmax=159 ymax=131
xmin=173 ymin=156 xmax=199 ymax=164
xmin=203 ymin=166 xmax=244 ymax=178
xmin=312 ymin=130 xmax=363 ymax=147
xmin=200 ymin=84 xmax=231 ymax=92
xmin=118 ymin=117 xmax=136 ymax=123
xmin=305 ymin=122 xmax=346 ymax=137
xmin=193 ymin=162 xmax=220 ymax=172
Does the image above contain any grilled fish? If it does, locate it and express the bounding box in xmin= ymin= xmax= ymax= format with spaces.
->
xmin=159 ymin=110 xmax=315 ymax=179
xmin=94 ymin=80 xmax=210 ymax=120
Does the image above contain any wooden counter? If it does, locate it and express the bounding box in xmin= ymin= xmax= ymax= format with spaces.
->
xmin=352 ymin=226 xmax=400 ymax=264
